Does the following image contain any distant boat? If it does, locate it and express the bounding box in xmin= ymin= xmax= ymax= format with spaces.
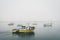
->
xmin=32 ymin=23 xmax=37 ymax=25
xmin=17 ymin=24 xmax=22 ymax=27
xmin=44 ymin=23 xmax=52 ymax=27
xmin=8 ymin=23 xmax=14 ymax=26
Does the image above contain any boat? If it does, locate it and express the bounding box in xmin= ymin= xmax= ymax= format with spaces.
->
xmin=8 ymin=23 xmax=14 ymax=26
xmin=44 ymin=23 xmax=52 ymax=27
xmin=12 ymin=24 xmax=35 ymax=33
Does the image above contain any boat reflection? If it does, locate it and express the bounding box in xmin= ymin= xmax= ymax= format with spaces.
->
xmin=12 ymin=32 xmax=35 ymax=37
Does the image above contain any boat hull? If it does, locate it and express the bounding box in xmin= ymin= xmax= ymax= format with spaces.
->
xmin=12 ymin=29 xmax=34 ymax=33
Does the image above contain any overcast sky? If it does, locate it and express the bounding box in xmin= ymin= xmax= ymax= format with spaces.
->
xmin=0 ymin=0 xmax=60 ymax=21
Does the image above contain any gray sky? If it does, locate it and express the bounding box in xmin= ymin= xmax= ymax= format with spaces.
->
xmin=0 ymin=0 xmax=60 ymax=21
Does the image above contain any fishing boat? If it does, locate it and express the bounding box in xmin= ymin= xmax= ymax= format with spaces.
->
xmin=8 ymin=23 xmax=14 ymax=26
xmin=44 ymin=23 xmax=52 ymax=27
xmin=12 ymin=24 xmax=35 ymax=33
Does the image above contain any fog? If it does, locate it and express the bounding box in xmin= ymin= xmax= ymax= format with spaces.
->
xmin=0 ymin=0 xmax=60 ymax=21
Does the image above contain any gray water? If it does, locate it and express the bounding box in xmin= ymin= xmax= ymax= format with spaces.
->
xmin=0 ymin=21 xmax=60 ymax=40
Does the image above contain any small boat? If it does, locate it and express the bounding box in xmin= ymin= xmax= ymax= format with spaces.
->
xmin=44 ymin=23 xmax=52 ymax=27
xmin=8 ymin=23 xmax=14 ymax=26
xmin=12 ymin=24 xmax=35 ymax=33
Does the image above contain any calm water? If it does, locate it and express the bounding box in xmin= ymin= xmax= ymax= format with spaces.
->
xmin=0 ymin=21 xmax=60 ymax=40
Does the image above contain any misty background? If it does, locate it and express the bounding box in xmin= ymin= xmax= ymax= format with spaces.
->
xmin=0 ymin=0 xmax=60 ymax=21
xmin=0 ymin=0 xmax=60 ymax=32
